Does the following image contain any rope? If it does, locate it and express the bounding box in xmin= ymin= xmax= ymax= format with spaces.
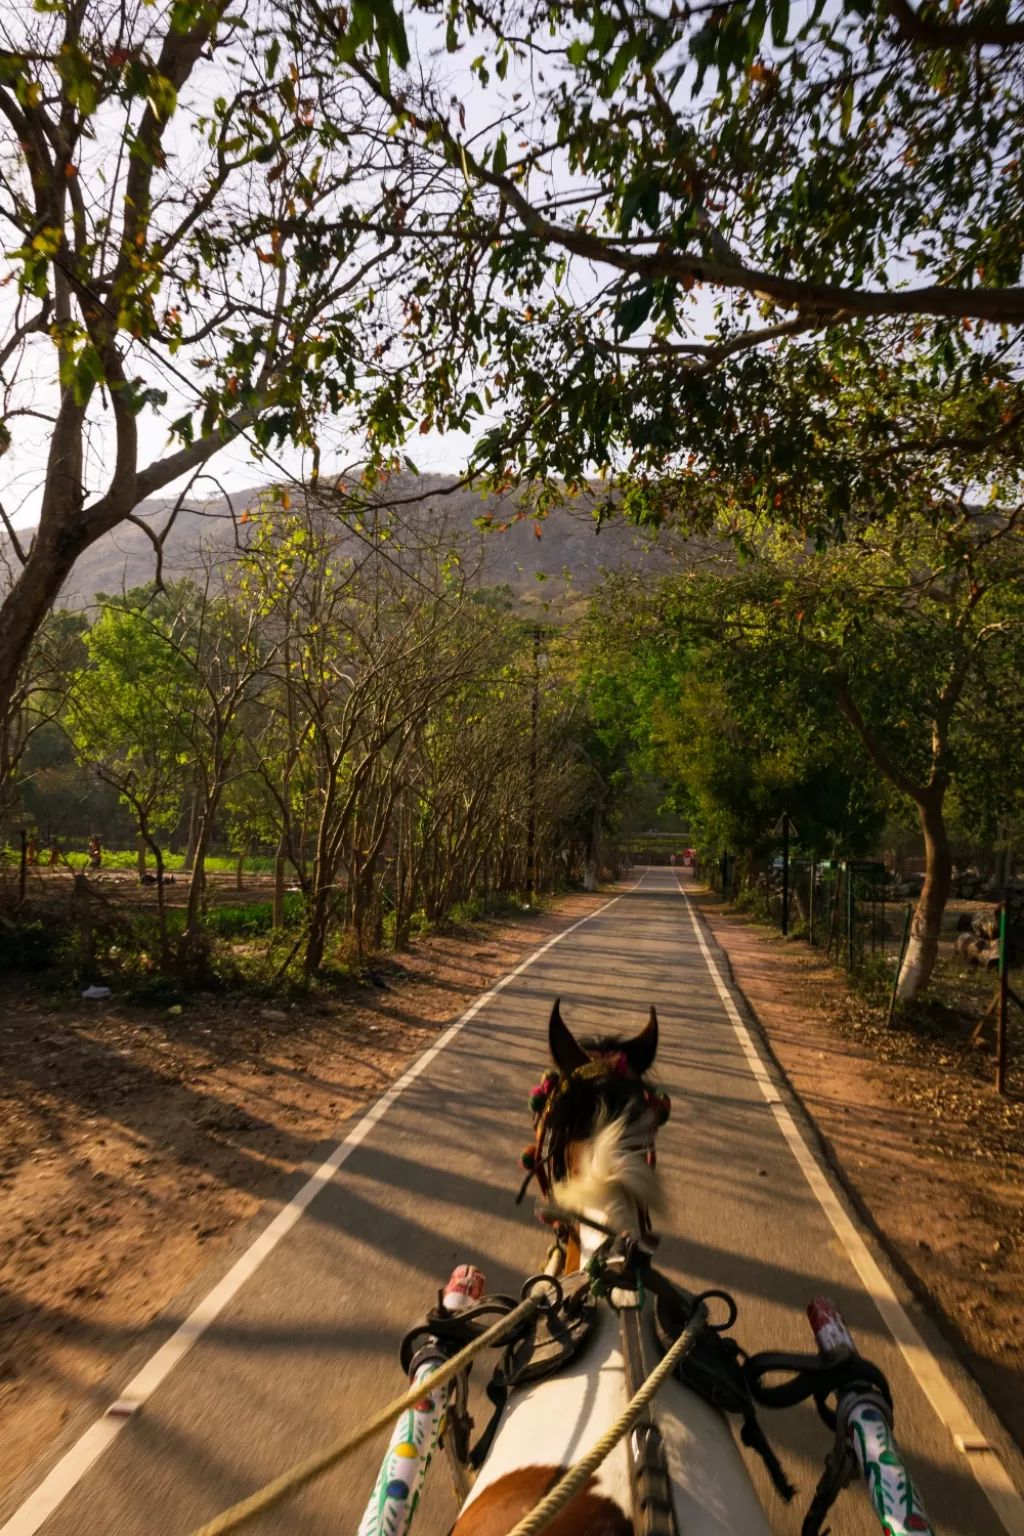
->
xmin=503 ymin=1300 xmax=709 ymax=1536
xmin=185 ymin=1293 xmax=543 ymax=1536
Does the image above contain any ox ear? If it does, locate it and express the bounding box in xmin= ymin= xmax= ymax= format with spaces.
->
xmin=622 ymin=1006 xmax=658 ymax=1077
xmin=549 ymin=999 xmax=588 ymax=1076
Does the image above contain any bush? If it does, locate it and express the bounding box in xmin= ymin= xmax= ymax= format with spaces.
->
xmin=125 ymin=973 xmax=187 ymax=1007
xmin=0 ymin=919 xmax=62 ymax=972
xmin=203 ymin=894 xmax=304 ymax=939
xmin=849 ymin=951 xmax=896 ymax=1007
xmin=734 ymin=885 xmax=771 ymax=921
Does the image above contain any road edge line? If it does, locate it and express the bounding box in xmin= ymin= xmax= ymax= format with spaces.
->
xmin=0 ymin=887 xmax=633 ymax=1536
xmin=676 ymin=879 xmax=1024 ymax=1536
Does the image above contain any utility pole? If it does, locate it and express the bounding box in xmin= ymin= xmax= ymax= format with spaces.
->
xmin=781 ymin=812 xmax=790 ymax=936
xmin=526 ymin=627 xmax=540 ymax=902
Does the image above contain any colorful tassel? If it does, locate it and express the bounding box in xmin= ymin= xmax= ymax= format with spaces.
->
xmin=519 ymin=1144 xmax=537 ymax=1171
xmin=528 ymin=1073 xmax=558 ymax=1114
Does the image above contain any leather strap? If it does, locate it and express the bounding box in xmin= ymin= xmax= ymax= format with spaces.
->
xmin=620 ymin=1305 xmax=680 ymax=1536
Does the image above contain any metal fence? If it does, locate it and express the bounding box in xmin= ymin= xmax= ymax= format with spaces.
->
xmin=699 ymin=852 xmax=904 ymax=970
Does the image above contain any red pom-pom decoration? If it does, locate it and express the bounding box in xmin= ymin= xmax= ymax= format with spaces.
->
xmin=528 ymin=1073 xmax=558 ymax=1114
xmin=520 ymin=1144 xmax=537 ymax=1171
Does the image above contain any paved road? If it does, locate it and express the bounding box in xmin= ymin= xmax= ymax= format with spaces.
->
xmin=3 ymin=871 xmax=1019 ymax=1536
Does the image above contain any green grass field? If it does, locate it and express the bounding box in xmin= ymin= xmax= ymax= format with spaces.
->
xmin=4 ymin=846 xmax=279 ymax=874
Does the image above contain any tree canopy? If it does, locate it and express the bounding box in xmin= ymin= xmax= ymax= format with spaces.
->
xmin=0 ymin=0 xmax=416 ymax=723
xmin=317 ymin=0 xmax=1024 ymax=528
xmin=582 ymin=495 xmax=1024 ymax=994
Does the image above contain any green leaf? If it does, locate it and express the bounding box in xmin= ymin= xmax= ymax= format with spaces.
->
xmin=146 ymin=71 xmax=178 ymax=120
xmin=592 ymin=11 xmax=618 ymax=55
xmin=170 ymin=412 xmax=195 ymax=446
xmin=605 ymin=37 xmax=640 ymax=95
xmin=840 ymin=81 xmax=853 ymax=135
xmin=770 ymin=0 xmax=789 ymax=47
xmin=72 ymin=343 xmax=105 ymax=406
xmin=616 ymin=284 xmax=654 ymax=338
xmin=746 ymin=0 xmax=768 ymax=59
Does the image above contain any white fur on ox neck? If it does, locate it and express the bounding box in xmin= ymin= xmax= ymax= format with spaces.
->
xmin=551 ymin=1112 xmax=663 ymax=1264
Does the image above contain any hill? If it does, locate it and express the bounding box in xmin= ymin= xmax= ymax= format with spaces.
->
xmin=30 ymin=474 xmax=702 ymax=611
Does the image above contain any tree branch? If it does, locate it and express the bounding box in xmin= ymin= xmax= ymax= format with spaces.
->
xmin=362 ymin=68 xmax=1024 ymax=324
xmin=885 ymin=402 xmax=1024 ymax=457
xmin=887 ymin=0 xmax=1024 ymax=48
xmin=836 ymin=680 xmax=927 ymax=802
xmin=71 ymin=406 xmax=259 ymax=549
xmin=595 ymin=315 xmax=823 ymax=367
xmin=0 ymin=499 xmax=29 ymax=565
xmin=116 ymin=0 xmax=231 ymax=276
xmin=0 ymin=300 xmax=51 ymax=376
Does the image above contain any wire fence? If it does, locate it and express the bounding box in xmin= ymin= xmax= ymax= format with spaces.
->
xmin=698 ymin=853 xmax=905 ymax=971
xmin=697 ymin=848 xmax=1024 ymax=1096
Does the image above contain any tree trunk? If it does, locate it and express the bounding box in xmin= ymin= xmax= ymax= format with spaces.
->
xmin=273 ymin=839 xmax=286 ymax=929
xmin=137 ymin=835 xmax=147 ymax=878
xmin=396 ymin=802 xmax=415 ymax=949
xmin=185 ymin=788 xmax=221 ymax=933
xmin=179 ymin=782 xmax=223 ymax=980
xmin=0 ymin=504 xmax=90 ymax=733
xmin=898 ymin=793 xmax=952 ymax=1000
xmin=183 ymin=783 xmax=201 ymax=872
xmin=73 ymin=873 xmax=95 ymax=978
xmin=585 ymin=796 xmax=603 ymax=892
xmin=393 ymin=807 xmax=405 ymax=950
xmin=305 ymin=884 xmax=331 ymax=975
xmin=145 ymin=831 xmax=171 ymax=973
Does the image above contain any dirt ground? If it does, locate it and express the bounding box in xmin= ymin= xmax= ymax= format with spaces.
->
xmin=3 ymin=862 xmax=286 ymax=913
xmin=692 ymin=887 xmax=1024 ymax=1453
xmin=0 ymin=891 xmax=606 ymax=1501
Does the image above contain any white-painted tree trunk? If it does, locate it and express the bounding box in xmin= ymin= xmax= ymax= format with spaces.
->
xmin=897 ymin=795 xmax=952 ymax=1000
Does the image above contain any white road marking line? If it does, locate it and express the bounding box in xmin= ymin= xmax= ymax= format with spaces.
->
xmin=1 ymin=890 xmax=631 ymax=1536
xmin=676 ymin=877 xmax=1024 ymax=1536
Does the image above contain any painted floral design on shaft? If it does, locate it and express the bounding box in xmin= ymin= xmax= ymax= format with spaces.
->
xmin=850 ymin=1403 xmax=934 ymax=1536
xmin=357 ymin=1362 xmax=448 ymax=1536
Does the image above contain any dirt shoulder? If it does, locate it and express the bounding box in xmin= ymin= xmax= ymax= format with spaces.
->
xmin=691 ymin=886 xmax=1024 ymax=1453
xmin=0 ymin=891 xmax=607 ymax=1500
